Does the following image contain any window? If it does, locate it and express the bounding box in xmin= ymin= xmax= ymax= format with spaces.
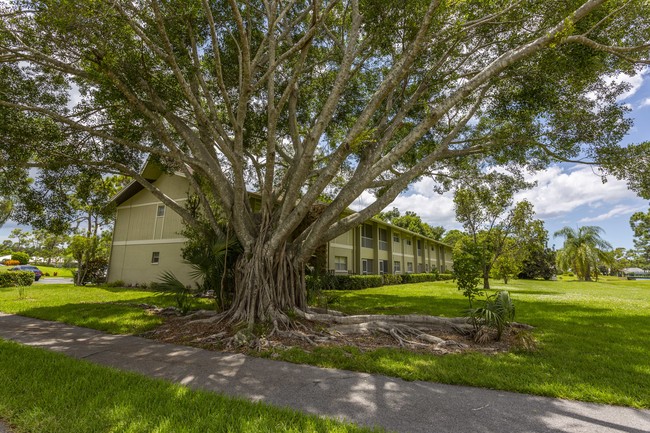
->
xmin=417 ymin=240 xmax=423 ymax=256
xmin=379 ymin=260 xmax=388 ymax=274
xmin=362 ymin=259 xmax=373 ymax=274
xmin=406 ymin=239 xmax=412 ymax=246
xmin=393 ymin=235 xmax=400 ymax=243
xmin=378 ymin=229 xmax=388 ymax=251
xmin=425 ymin=264 xmax=429 ymax=272
xmin=157 ymin=204 xmax=165 ymax=217
xmin=407 ymin=262 xmax=413 ymax=273
xmin=394 ymin=261 xmax=401 ymax=273
xmin=151 ymin=252 xmax=160 ymax=264
xmin=418 ymin=263 xmax=424 ymax=273
xmin=361 ymin=224 xmax=373 ymax=248
xmin=335 ymin=256 xmax=348 ymax=272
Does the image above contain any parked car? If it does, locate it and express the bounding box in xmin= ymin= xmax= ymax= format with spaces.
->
xmin=9 ymin=265 xmax=43 ymax=281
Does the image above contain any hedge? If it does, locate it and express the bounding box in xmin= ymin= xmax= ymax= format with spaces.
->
xmin=307 ymin=272 xmax=451 ymax=291
xmin=0 ymin=271 xmax=35 ymax=288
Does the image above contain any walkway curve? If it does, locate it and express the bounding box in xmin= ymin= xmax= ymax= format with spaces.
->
xmin=1 ymin=313 xmax=649 ymax=433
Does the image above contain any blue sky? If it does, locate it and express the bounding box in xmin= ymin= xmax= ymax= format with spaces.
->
xmin=2 ymin=71 xmax=649 ymax=251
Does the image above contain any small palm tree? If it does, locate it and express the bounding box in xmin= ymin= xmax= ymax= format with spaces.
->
xmin=554 ymin=226 xmax=612 ymax=281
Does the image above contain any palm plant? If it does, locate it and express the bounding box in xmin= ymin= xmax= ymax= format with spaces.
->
xmin=182 ymin=226 xmax=243 ymax=311
xmin=465 ymin=290 xmax=516 ymax=341
xmin=554 ymin=226 xmax=612 ymax=281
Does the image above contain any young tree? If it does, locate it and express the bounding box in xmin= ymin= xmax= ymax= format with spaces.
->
xmin=554 ymin=226 xmax=613 ymax=281
xmin=630 ymin=210 xmax=650 ymax=267
xmin=1 ymin=0 xmax=649 ymax=326
xmin=453 ymin=173 xmax=537 ymax=289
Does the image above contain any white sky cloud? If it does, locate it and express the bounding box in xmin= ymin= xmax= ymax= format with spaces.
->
xmin=350 ymin=163 xmax=644 ymax=242
xmin=579 ymin=204 xmax=646 ymax=223
xmin=514 ymin=165 xmax=639 ymax=219
xmin=639 ymin=97 xmax=650 ymax=109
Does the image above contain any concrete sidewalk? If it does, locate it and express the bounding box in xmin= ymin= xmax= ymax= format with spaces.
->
xmin=1 ymin=313 xmax=648 ymax=433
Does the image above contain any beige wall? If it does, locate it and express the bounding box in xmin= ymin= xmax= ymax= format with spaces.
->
xmin=108 ymin=174 xmax=196 ymax=286
xmin=108 ymin=241 xmax=195 ymax=286
xmin=109 ymin=171 xmax=453 ymax=284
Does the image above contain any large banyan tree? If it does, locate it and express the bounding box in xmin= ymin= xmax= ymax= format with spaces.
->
xmin=1 ymin=0 xmax=649 ymax=325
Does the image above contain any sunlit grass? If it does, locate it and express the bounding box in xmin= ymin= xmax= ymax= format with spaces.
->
xmin=0 ymin=340 xmax=379 ymax=433
xmin=268 ymin=277 xmax=650 ymax=408
xmin=0 ymin=265 xmax=74 ymax=278
xmin=0 ymin=284 xmax=215 ymax=334
xmin=3 ymin=278 xmax=649 ymax=409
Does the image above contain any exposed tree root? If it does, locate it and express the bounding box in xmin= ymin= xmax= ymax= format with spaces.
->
xmin=152 ymin=305 xmax=533 ymax=356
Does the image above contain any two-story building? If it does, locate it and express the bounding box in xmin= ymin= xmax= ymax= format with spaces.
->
xmin=107 ymin=161 xmax=453 ymax=286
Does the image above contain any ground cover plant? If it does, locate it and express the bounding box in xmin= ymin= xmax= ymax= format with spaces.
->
xmin=0 ymin=284 xmax=214 ymax=334
xmin=266 ymin=277 xmax=650 ymax=409
xmin=0 ymin=339 xmax=378 ymax=433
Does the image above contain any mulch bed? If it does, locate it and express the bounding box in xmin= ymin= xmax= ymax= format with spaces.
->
xmin=140 ymin=307 xmax=523 ymax=356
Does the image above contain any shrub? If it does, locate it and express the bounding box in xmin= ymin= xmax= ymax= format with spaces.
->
xmin=332 ymin=275 xmax=383 ymax=290
xmin=437 ymin=273 xmax=454 ymax=281
xmin=402 ymin=273 xmax=436 ymax=284
xmin=0 ymin=271 xmax=35 ymax=288
xmin=102 ymin=280 xmax=125 ymax=288
xmin=3 ymin=260 xmax=20 ymax=266
xmin=382 ymin=274 xmax=403 ymax=285
xmin=11 ymin=252 xmax=30 ymax=265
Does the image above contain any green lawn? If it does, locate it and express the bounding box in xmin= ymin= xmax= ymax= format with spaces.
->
xmin=2 ymin=278 xmax=649 ymax=409
xmin=267 ymin=277 xmax=650 ymax=409
xmin=0 ymin=284 xmax=215 ymax=334
xmin=36 ymin=265 xmax=74 ymax=278
xmin=0 ymin=339 xmax=378 ymax=433
xmin=0 ymin=265 xmax=74 ymax=278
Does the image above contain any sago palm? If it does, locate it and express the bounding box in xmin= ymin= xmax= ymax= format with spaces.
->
xmin=554 ymin=226 xmax=612 ymax=281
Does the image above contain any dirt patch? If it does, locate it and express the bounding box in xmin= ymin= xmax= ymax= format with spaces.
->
xmin=141 ymin=308 xmax=532 ymax=356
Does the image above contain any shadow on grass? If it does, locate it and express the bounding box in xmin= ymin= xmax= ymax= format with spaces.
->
xmin=296 ymin=292 xmax=650 ymax=408
xmin=0 ymin=340 xmax=371 ymax=433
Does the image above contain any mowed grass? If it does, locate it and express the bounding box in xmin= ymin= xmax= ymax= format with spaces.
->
xmin=0 ymin=339 xmax=379 ymax=433
xmin=37 ymin=265 xmax=74 ymax=278
xmin=2 ymin=278 xmax=649 ymax=409
xmin=0 ymin=284 xmax=215 ymax=334
xmin=267 ymin=277 xmax=650 ymax=409
xmin=0 ymin=265 xmax=74 ymax=278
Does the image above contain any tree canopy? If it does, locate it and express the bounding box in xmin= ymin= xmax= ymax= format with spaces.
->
xmin=1 ymin=0 xmax=649 ymax=323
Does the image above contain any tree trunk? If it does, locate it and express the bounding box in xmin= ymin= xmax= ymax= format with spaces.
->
xmin=584 ymin=263 xmax=592 ymax=282
xmin=483 ymin=266 xmax=491 ymax=290
xmin=227 ymin=239 xmax=306 ymax=327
